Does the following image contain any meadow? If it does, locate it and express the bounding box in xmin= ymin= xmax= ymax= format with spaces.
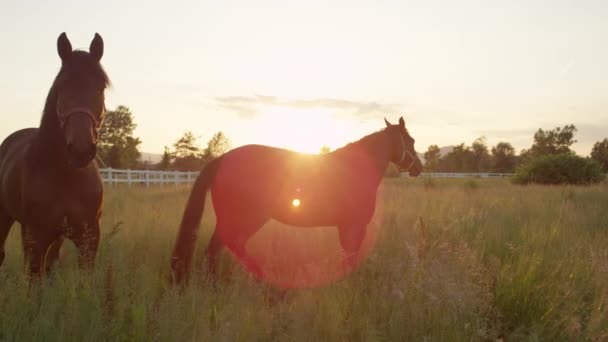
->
xmin=1 ymin=178 xmax=607 ymax=341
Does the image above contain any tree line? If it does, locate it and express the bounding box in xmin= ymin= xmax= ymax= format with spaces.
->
xmin=98 ymin=106 xmax=230 ymax=171
xmin=98 ymin=105 xmax=608 ymax=173
xmin=424 ymin=125 xmax=608 ymax=173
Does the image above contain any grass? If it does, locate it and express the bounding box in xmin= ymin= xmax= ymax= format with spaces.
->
xmin=1 ymin=179 xmax=607 ymax=341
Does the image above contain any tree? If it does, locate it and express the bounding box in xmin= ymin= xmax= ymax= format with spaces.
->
xmin=201 ymin=131 xmax=231 ymax=163
xmin=590 ymin=138 xmax=608 ymax=172
xmin=513 ymin=153 xmax=604 ymax=185
xmin=172 ymin=131 xmax=203 ymax=171
xmin=471 ymin=137 xmax=491 ymax=172
xmin=423 ymin=145 xmax=441 ymax=171
xmin=491 ymin=142 xmax=518 ymax=173
xmin=158 ymin=146 xmax=173 ymax=170
xmin=521 ymin=124 xmax=577 ymax=159
xmin=319 ymin=145 xmax=331 ymax=154
xmin=98 ymin=105 xmax=142 ymax=168
xmin=440 ymin=143 xmax=475 ymax=172
xmin=173 ymin=131 xmax=201 ymax=159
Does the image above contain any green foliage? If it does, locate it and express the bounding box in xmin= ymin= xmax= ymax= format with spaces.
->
xmin=590 ymin=138 xmax=608 ymax=172
xmin=158 ymin=146 xmax=172 ymax=170
xmin=423 ymin=145 xmax=441 ymax=171
xmin=428 ymin=138 xmax=493 ymax=173
xmin=491 ymin=142 xmax=517 ymax=172
xmin=440 ymin=143 xmax=476 ymax=172
xmin=98 ymin=106 xmax=142 ymax=168
xmin=520 ymin=124 xmax=577 ymax=160
xmin=471 ymin=137 xmax=491 ymax=172
xmin=423 ymin=125 xmax=578 ymax=173
xmin=513 ymin=153 xmax=605 ymax=185
xmin=201 ymin=131 xmax=231 ymax=163
xmin=172 ymin=131 xmax=201 ymax=159
xmin=167 ymin=131 xmax=231 ymax=171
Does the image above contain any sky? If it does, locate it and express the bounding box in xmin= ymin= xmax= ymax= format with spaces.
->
xmin=0 ymin=0 xmax=607 ymax=156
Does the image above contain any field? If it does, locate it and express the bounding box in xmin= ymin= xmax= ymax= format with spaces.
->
xmin=1 ymin=179 xmax=607 ymax=341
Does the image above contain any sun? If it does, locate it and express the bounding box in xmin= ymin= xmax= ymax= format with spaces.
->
xmin=253 ymin=106 xmax=349 ymax=154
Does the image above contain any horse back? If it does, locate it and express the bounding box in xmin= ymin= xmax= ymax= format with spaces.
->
xmin=211 ymin=144 xmax=380 ymax=226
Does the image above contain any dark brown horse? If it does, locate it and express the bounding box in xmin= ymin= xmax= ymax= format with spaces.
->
xmin=171 ymin=117 xmax=422 ymax=283
xmin=0 ymin=33 xmax=109 ymax=277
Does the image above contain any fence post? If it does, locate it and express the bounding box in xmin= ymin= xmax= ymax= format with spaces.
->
xmin=127 ymin=169 xmax=132 ymax=187
xmin=145 ymin=170 xmax=150 ymax=187
xmin=108 ymin=168 xmax=113 ymax=186
xmin=174 ymin=171 xmax=178 ymax=187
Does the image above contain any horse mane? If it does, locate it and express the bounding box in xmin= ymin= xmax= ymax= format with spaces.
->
xmin=332 ymin=128 xmax=388 ymax=155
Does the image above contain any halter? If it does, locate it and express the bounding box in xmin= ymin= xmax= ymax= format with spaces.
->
xmin=398 ymin=133 xmax=417 ymax=171
xmin=56 ymin=106 xmax=103 ymax=140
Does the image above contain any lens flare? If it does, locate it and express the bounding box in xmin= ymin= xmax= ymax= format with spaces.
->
xmin=292 ymin=198 xmax=301 ymax=207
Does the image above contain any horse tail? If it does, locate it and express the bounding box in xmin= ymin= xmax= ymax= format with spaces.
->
xmin=170 ymin=156 xmax=223 ymax=284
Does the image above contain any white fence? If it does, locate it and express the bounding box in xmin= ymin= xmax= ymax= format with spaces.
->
xmin=416 ymin=172 xmax=514 ymax=178
xmin=99 ymin=168 xmax=199 ymax=186
xmin=99 ymin=168 xmax=514 ymax=185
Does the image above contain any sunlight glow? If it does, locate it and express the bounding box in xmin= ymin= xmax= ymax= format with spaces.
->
xmin=291 ymin=198 xmax=301 ymax=208
xmin=244 ymin=105 xmax=366 ymax=154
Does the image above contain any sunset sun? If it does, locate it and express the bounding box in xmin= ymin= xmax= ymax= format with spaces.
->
xmin=253 ymin=106 xmax=347 ymax=154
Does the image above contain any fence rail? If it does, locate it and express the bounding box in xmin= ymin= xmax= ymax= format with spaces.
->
xmin=415 ymin=172 xmax=514 ymax=178
xmin=99 ymin=168 xmax=199 ymax=186
xmin=99 ymin=168 xmax=514 ymax=185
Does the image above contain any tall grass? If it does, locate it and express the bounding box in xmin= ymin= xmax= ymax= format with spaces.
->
xmin=0 ymin=180 xmax=607 ymax=340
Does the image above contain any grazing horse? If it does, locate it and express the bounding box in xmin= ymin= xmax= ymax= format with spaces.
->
xmin=0 ymin=33 xmax=109 ymax=277
xmin=171 ymin=117 xmax=422 ymax=283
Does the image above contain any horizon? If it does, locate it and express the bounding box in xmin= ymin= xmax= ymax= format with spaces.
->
xmin=1 ymin=1 xmax=607 ymax=156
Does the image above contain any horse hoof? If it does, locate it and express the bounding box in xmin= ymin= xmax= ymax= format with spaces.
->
xmin=0 ymin=250 xmax=4 ymax=266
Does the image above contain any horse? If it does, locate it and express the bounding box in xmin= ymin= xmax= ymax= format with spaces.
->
xmin=0 ymin=33 xmax=109 ymax=277
xmin=171 ymin=117 xmax=422 ymax=284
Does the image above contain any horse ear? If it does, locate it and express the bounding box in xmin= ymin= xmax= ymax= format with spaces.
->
xmin=384 ymin=118 xmax=391 ymax=127
xmin=57 ymin=32 xmax=72 ymax=61
xmin=90 ymin=33 xmax=104 ymax=61
xmin=399 ymin=116 xmax=405 ymax=128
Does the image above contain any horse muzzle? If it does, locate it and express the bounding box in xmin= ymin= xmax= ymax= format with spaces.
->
xmin=66 ymin=142 xmax=97 ymax=168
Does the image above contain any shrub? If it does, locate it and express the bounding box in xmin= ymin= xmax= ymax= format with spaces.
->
xmin=512 ymin=153 xmax=605 ymax=185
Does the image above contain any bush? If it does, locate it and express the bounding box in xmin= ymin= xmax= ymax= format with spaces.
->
xmin=512 ymin=153 xmax=605 ymax=185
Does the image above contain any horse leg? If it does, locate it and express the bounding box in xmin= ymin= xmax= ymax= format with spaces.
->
xmin=72 ymin=220 xmax=100 ymax=270
xmin=0 ymin=210 xmax=15 ymax=266
xmin=203 ymin=228 xmax=223 ymax=278
xmin=21 ymin=225 xmax=55 ymax=278
xmin=338 ymin=223 xmax=367 ymax=269
xmin=228 ymin=222 xmax=266 ymax=279
xmin=44 ymin=237 xmax=65 ymax=273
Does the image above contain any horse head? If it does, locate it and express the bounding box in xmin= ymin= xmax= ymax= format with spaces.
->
xmin=384 ymin=117 xmax=422 ymax=176
xmin=54 ymin=33 xmax=109 ymax=168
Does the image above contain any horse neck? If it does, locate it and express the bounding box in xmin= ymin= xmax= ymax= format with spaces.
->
xmin=334 ymin=132 xmax=390 ymax=184
xmin=29 ymin=86 xmax=69 ymax=167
